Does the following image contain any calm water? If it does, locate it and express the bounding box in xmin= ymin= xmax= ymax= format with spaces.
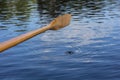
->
xmin=0 ymin=0 xmax=120 ymax=80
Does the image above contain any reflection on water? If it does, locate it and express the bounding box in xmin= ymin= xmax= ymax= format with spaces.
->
xmin=37 ymin=0 xmax=69 ymax=17
xmin=0 ymin=0 xmax=31 ymax=20
xmin=0 ymin=0 xmax=120 ymax=80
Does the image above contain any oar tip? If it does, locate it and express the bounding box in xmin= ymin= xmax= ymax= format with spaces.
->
xmin=50 ymin=14 xmax=72 ymax=30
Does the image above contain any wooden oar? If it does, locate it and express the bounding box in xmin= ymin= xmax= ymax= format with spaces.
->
xmin=0 ymin=14 xmax=71 ymax=52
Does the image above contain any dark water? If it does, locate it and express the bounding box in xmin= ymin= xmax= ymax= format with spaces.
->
xmin=0 ymin=0 xmax=120 ymax=80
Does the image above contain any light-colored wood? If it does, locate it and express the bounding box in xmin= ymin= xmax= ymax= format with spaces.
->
xmin=0 ymin=14 xmax=71 ymax=52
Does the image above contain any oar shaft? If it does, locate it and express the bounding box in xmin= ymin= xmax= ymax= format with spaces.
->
xmin=0 ymin=25 xmax=51 ymax=52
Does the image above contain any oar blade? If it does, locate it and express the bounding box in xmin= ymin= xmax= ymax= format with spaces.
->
xmin=50 ymin=14 xmax=72 ymax=30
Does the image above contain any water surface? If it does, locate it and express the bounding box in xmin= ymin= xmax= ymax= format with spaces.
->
xmin=0 ymin=0 xmax=120 ymax=80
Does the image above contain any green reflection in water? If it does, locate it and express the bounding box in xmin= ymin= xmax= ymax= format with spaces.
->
xmin=0 ymin=0 xmax=36 ymax=21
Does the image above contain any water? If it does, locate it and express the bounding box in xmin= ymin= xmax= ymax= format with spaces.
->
xmin=0 ymin=0 xmax=120 ymax=80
